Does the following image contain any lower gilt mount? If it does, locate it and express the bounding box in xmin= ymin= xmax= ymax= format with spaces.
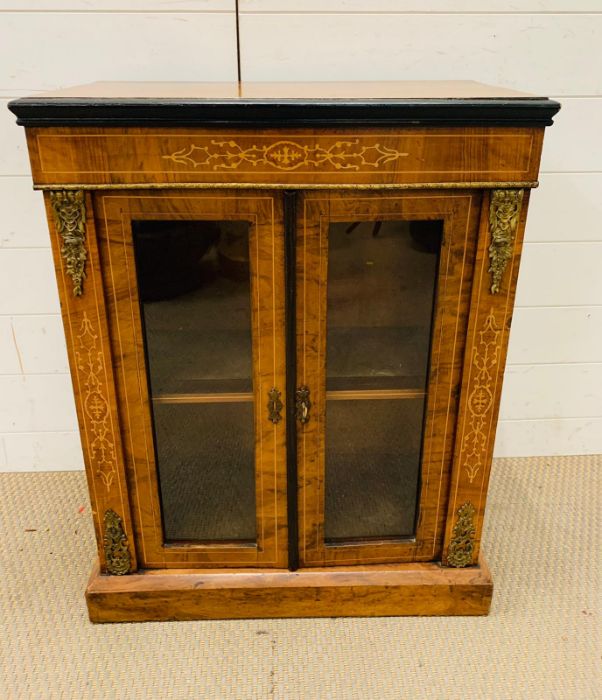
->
xmin=447 ymin=502 xmax=476 ymax=568
xmin=103 ymin=509 xmax=131 ymax=575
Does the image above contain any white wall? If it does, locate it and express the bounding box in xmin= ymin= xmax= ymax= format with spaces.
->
xmin=0 ymin=2 xmax=600 ymax=470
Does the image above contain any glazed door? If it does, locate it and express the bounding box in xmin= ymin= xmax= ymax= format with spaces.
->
xmin=296 ymin=191 xmax=481 ymax=566
xmin=96 ymin=191 xmax=288 ymax=568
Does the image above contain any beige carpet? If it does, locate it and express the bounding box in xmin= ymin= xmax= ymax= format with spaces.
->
xmin=1 ymin=456 xmax=600 ymax=700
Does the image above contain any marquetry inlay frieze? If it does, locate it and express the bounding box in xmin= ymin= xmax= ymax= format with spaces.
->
xmin=162 ymin=139 xmax=410 ymax=172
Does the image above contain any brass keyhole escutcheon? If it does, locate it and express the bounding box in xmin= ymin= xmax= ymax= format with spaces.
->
xmin=267 ymin=387 xmax=283 ymax=424
xmin=295 ymin=386 xmax=311 ymax=424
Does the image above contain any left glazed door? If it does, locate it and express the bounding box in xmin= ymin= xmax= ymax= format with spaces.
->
xmin=95 ymin=191 xmax=289 ymax=568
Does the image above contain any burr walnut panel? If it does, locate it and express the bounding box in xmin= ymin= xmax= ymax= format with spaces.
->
xmin=43 ymin=191 xmax=136 ymax=575
xmin=25 ymin=127 xmax=543 ymax=187
xmin=443 ymin=189 xmax=531 ymax=566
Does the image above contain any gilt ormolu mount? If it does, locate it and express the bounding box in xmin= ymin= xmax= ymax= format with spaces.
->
xmin=9 ymin=81 xmax=559 ymax=622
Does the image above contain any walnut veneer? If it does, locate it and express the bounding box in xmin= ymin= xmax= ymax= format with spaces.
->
xmin=9 ymin=81 xmax=559 ymax=622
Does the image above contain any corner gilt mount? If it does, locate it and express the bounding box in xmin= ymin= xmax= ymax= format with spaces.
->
xmin=50 ymin=190 xmax=87 ymax=296
xmin=488 ymin=189 xmax=524 ymax=294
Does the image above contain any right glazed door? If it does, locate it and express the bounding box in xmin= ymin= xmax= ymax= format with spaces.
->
xmin=296 ymin=190 xmax=482 ymax=566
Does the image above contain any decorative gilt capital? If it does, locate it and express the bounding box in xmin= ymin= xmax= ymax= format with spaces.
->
xmin=488 ymin=188 xmax=524 ymax=294
xmin=103 ymin=509 xmax=131 ymax=575
xmin=50 ymin=190 xmax=87 ymax=296
xmin=447 ymin=502 xmax=476 ymax=568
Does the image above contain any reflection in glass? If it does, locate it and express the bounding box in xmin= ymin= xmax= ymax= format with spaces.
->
xmin=132 ymin=220 xmax=256 ymax=542
xmin=324 ymin=220 xmax=441 ymax=542
xmin=325 ymin=400 xmax=424 ymax=540
xmin=153 ymin=403 xmax=255 ymax=541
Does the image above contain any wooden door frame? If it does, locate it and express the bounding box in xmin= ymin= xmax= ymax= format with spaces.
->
xmin=296 ymin=190 xmax=482 ymax=566
xmin=94 ymin=190 xmax=288 ymax=568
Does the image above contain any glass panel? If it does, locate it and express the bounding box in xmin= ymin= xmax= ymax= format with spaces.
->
xmin=325 ymin=399 xmax=424 ymax=540
xmin=132 ymin=220 xmax=256 ymax=542
xmin=324 ymin=220 xmax=441 ymax=542
xmin=153 ymin=403 xmax=255 ymax=541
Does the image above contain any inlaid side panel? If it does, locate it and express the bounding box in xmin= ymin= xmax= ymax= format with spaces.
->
xmin=94 ymin=191 xmax=288 ymax=569
xmin=25 ymin=127 xmax=543 ymax=187
xmin=297 ymin=190 xmax=482 ymax=566
xmin=43 ymin=190 xmax=135 ymax=575
xmin=444 ymin=188 xmax=531 ymax=567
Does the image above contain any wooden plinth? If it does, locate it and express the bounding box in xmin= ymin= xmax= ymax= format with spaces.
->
xmin=86 ymin=556 xmax=493 ymax=623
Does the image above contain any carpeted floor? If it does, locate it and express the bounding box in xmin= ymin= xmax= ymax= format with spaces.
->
xmin=1 ymin=456 xmax=600 ymax=699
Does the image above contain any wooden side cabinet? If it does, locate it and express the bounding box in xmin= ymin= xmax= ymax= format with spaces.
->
xmin=9 ymin=81 xmax=560 ymax=622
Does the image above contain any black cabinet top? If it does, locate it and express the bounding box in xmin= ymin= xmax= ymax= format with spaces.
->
xmin=9 ymin=80 xmax=560 ymax=128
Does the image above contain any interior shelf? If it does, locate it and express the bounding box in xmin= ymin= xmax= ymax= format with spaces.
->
xmin=153 ymin=392 xmax=253 ymax=405
xmin=326 ymin=389 xmax=425 ymax=401
xmin=152 ymin=388 xmax=426 ymax=405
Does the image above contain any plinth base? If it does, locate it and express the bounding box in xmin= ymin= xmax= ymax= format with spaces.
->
xmin=86 ymin=556 xmax=493 ymax=623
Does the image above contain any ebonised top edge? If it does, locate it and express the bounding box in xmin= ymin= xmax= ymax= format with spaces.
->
xmin=8 ymin=96 xmax=561 ymax=128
